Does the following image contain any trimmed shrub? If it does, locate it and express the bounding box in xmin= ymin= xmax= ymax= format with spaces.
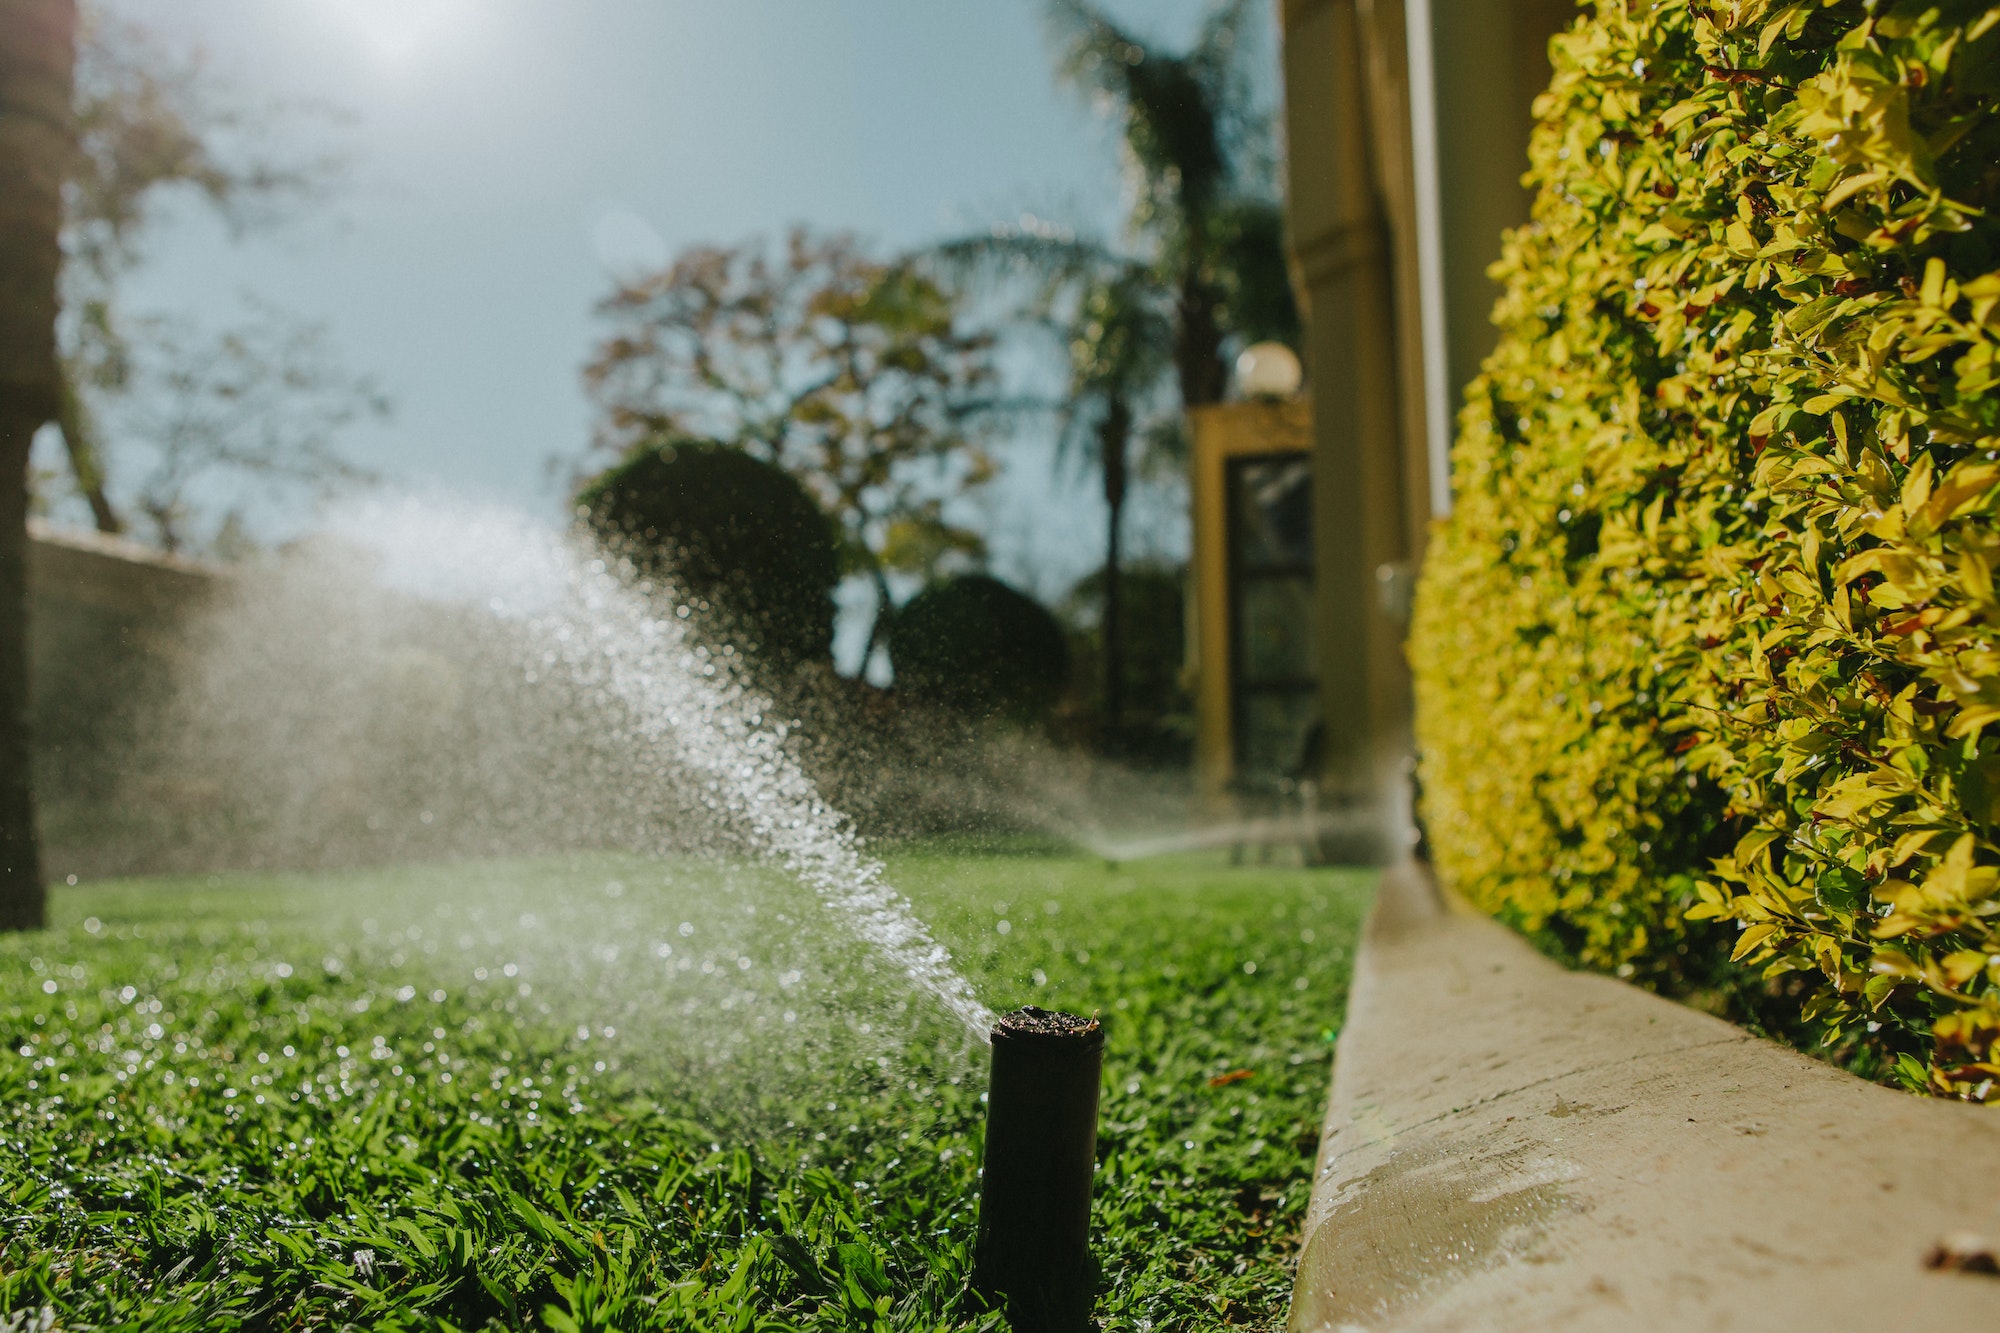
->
xmin=892 ymin=575 xmax=1070 ymax=722
xmin=1059 ymin=564 xmax=1194 ymax=760
xmin=578 ymin=439 xmax=839 ymax=667
xmin=1413 ymin=0 xmax=2000 ymax=1096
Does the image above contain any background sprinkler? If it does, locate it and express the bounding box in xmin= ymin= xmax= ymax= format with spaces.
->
xmin=973 ymin=1005 xmax=1105 ymax=1333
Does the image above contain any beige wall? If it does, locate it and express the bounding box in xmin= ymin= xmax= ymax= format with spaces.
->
xmin=26 ymin=524 xmax=216 ymax=877
xmin=1281 ymin=0 xmax=1420 ymax=829
xmin=1424 ymin=0 xmax=1574 ymax=405
xmin=1277 ymin=0 xmax=1573 ymax=843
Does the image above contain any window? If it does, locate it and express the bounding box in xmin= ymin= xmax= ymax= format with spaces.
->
xmin=1226 ymin=455 xmax=1317 ymax=781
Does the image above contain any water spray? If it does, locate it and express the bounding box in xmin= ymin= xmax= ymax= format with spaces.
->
xmin=974 ymin=1006 xmax=1104 ymax=1333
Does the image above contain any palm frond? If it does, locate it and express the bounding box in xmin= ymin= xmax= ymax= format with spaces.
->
xmin=1188 ymin=0 xmax=1257 ymax=100
xmin=1207 ymin=197 xmax=1300 ymax=349
xmin=925 ymin=230 xmax=1115 ymax=293
xmin=1043 ymin=0 xmax=1251 ymax=215
xmin=1043 ymin=0 xmax=1143 ymax=102
xmin=1187 ymin=0 xmax=1261 ymax=164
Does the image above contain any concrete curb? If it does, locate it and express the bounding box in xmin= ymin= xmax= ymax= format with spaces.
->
xmin=1288 ymin=862 xmax=2000 ymax=1330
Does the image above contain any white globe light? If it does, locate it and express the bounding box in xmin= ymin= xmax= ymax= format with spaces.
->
xmin=1235 ymin=342 xmax=1303 ymax=399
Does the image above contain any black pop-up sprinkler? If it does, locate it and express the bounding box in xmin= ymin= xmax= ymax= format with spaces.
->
xmin=972 ymin=1006 xmax=1104 ymax=1333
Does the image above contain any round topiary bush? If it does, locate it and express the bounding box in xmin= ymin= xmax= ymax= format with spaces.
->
xmin=1413 ymin=0 xmax=2000 ymax=1095
xmin=578 ymin=438 xmax=839 ymax=667
xmin=892 ymin=574 xmax=1070 ymax=722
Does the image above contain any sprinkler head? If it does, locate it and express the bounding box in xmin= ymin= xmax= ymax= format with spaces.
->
xmin=973 ymin=1006 xmax=1104 ymax=1333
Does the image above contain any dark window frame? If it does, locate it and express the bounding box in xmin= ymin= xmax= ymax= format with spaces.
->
xmin=1224 ymin=452 xmax=1318 ymax=778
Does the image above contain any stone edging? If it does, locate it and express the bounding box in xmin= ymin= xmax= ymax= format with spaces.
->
xmin=1288 ymin=861 xmax=2000 ymax=1330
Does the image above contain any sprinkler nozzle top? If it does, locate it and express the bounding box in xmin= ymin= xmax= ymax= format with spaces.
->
xmin=991 ymin=1006 xmax=1102 ymax=1048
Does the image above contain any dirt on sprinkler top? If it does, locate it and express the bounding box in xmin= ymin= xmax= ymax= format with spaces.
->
xmin=994 ymin=1005 xmax=1101 ymax=1043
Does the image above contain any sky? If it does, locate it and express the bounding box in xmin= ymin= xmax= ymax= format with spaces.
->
xmin=43 ymin=0 xmax=1271 ymax=665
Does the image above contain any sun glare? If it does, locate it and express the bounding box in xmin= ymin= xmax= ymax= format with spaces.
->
xmin=317 ymin=0 xmax=473 ymax=67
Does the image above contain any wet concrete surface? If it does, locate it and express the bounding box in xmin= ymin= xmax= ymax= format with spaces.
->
xmin=1289 ymin=862 xmax=2000 ymax=1331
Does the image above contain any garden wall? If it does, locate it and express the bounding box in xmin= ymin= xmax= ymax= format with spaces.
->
xmin=21 ymin=524 xmax=1088 ymax=880
xmin=1411 ymin=0 xmax=2000 ymax=1096
xmin=27 ymin=522 xmax=218 ymax=878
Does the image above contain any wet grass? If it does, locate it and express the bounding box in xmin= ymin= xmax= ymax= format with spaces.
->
xmin=0 ymin=849 xmax=1371 ymax=1331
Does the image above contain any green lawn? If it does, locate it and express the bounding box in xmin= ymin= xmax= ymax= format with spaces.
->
xmin=0 ymin=849 xmax=1371 ymax=1331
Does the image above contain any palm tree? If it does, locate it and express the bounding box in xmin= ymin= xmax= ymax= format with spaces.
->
xmin=928 ymin=230 xmax=1175 ymax=732
xmin=1054 ymin=269 xmax=1174 ymax=729
xmin=1045 ymin=0 xmax=1298 ymax=408
xmin=0 ymin=0 xmax=78 ymax=930
xmin=934 ymin=1 xmax=1297 ymax=738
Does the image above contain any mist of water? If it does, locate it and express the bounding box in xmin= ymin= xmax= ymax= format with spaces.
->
xmin=359 ymin=499 xmax=997 ymax=1037
xmin=1082 ymin=809 xmax=1376 ymax=866
xmin=119 ymin=496 xmax=996 ymax=1039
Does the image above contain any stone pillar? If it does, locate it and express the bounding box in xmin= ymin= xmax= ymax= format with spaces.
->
xmin=1280 ymin=0 xmax=1419 ymax=834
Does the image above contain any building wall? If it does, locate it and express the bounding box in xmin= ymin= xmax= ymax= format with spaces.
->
xmin=1273 ymin=0 xmax=1575 ymax=850
xmin=1280 ymin=0 xmax=1421 ymax=833
xmin=1425 ymin=0 xmax=1574 ymax=403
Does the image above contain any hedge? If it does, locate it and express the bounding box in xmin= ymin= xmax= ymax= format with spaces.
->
xmin=1412 ymin=0 xmax=2000 ymax=1097
xmin=892 ymin=574 xmax=1070 ymax=723
xmin=578 ymin=438 xmax=840 ymax=668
